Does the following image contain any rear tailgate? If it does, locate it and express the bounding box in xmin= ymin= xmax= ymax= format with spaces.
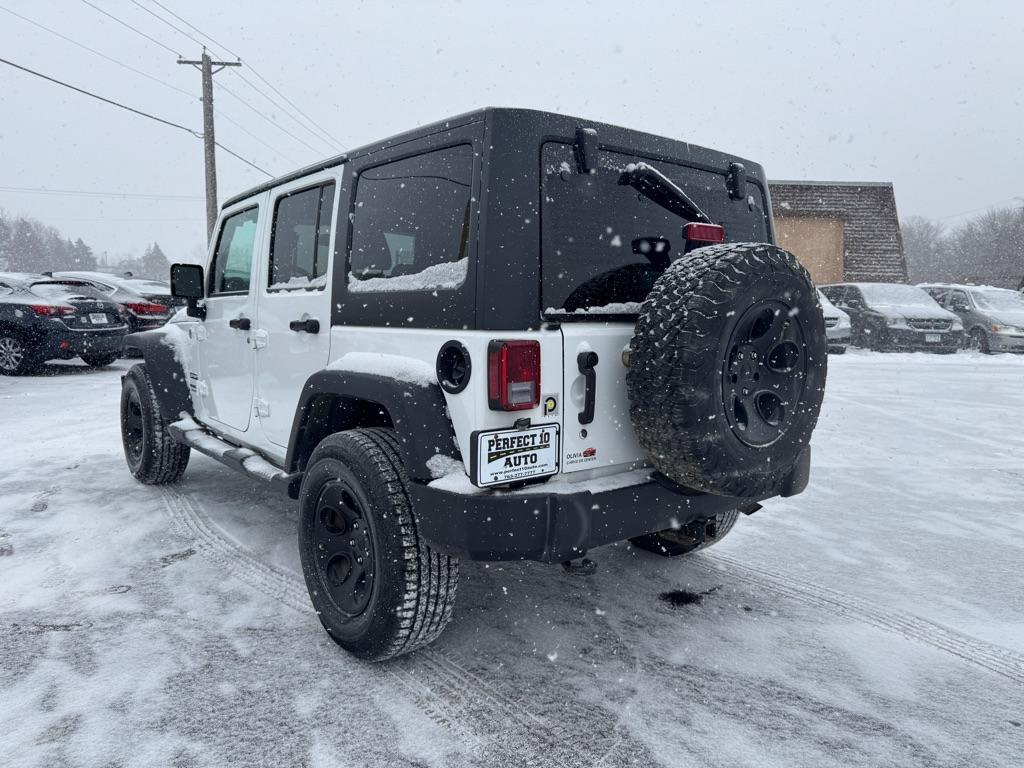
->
xmin=541 ymin=139 xmax=771 ymax=476
xmin=559 ymin=324 xmax=644 ymax=474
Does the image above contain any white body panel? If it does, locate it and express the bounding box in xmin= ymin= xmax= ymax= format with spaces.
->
xmin=195 ymin=196 xmax=268 ymax=434
xmin=559 ymin=324 xmax=645 ymax=474
xmin=253 ymin=170 xmax=342 ymax=453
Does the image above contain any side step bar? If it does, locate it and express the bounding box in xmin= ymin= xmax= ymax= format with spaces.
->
xmin=168 ymin=416 xmax=301 ymax=496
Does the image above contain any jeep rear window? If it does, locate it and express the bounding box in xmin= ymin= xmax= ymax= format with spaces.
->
xmin=541 ymin=142 xmax=770 ymax=317
xmin=348 ymin=145 xmax=472 ymax=293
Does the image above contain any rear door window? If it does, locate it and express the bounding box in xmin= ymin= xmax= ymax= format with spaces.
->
xmin=540 ymin=142 xmax=770 ymax=315
xmin=268 ymin=183 xmax=335 ymax=291
xmin=348 ymin=145 xmax=473 ymax=293
xmin=209 ymin=206 xmax=259 ymax=295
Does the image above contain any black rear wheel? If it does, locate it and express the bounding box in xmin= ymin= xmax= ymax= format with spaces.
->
xmin=298 ymin=428 xmax=458 ymax=661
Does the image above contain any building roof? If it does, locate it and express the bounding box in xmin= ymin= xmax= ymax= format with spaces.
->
xmin=768 ymin=180 xmax=908 ymax=283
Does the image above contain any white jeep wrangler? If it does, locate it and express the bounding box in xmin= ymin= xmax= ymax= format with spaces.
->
xmin=120 ymin=108 xmax=826 ymax=661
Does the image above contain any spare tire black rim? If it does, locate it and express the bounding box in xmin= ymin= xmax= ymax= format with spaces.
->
xmin=313 ymin=479 xmax=374 ymax=617
xmin=722 ymin=299 xmax=806 ymax=447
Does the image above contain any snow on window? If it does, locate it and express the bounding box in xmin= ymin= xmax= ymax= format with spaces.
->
xmin=348 ymin=258 xmax=467 ymax=294
xmin=267 ymin=274 xmax=330 ymax=292
xmin=544 ymin=301 xmax=643 ymax=315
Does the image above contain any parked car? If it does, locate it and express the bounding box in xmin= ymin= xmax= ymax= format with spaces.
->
xmin=820 ymin=282 xmax=963 ymax=353
xmin=120 ymin=107 xmax=827 ymax=661
xmin=0 ymin=273 xmax=128 ymax=374
xmin=50 ymin=271 xmax=179 ymax=332
xmin=818 ymin=289 xmax=851 ymax=353
xmin=919 ymin=283 xmax=1024 ymax=354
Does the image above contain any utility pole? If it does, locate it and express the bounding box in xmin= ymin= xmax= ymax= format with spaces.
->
xmin=178 ymin=50 xmax=241 ymax=241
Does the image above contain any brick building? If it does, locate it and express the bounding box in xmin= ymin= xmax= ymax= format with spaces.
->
xmin=768 ymin=181 xmax=908 ymax=284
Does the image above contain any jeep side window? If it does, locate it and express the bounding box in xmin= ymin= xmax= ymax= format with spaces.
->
xmin=348 ymin=145 xmax=473 ymax=293
xmin=268 ymin=183 xmax=336 ymax=291
xmin=209 ymin=206 xmax=259 ymax=295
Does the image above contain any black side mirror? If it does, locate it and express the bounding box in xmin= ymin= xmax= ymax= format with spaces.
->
xmin=171 ymin=263 xmax=206 ymax=319
xmin=951 ymin=301 xmax=969 ymax=312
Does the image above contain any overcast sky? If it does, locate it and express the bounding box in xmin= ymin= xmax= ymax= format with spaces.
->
xmin=1 ymin=0 xmax=1021 ymax=263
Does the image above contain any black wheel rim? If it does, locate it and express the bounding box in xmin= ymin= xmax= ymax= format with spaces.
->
xmin=122 ymin=386 xmax=145 ymax=464
xmin=721 ymin=299 xmax=807 ymax=447
xmin=312 ymin=480 xmax=374 ymax=617
xmin=0 ymin=336 xmax=24 ymax=372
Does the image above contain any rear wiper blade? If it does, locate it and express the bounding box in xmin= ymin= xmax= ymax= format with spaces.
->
xmin=618 ymin=162 xmax=712 ymax=224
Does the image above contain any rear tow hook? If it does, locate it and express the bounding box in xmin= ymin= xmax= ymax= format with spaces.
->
xmin=561 ymin=556 xmax=598 ymax=575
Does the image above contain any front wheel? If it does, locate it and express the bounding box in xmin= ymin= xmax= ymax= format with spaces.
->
xmin=968 ymin=328 xmax=991 ymax=354
xmin=630 ymin=509 xmax=740 ymax=557
xmin=120 ymin=364 xmax=190 ymax=484
xmin=298 ymin=428 xmax=459 ymax=661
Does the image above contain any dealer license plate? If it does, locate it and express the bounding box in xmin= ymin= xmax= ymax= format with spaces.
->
xmin=925 ymin=333 xmax=941 ymax=343
xmin=471 ymin=423 xmax=560 ymax=487
xmin=89 ymin=313 xmax=109 ymax=324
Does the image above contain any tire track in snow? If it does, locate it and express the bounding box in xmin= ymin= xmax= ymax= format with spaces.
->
xmin=159 ymin=489 xmax=592 ymax=768
xmin=702 ymin=553 xmax=1024 ymax=685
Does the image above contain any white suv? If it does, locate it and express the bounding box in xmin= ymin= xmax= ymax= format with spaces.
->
xmin=120 ymin=108 xmax=827 ymax=661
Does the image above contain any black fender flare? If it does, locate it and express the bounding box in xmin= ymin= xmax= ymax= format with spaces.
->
xmin=285 ymin=370 xmax=457 ymax=482
xmin=123 ymin=328 xmax=193 ymax=420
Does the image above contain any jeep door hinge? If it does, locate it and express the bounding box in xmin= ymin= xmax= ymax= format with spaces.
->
xmin=253 ymin=398 xmax=270 ymax=418
xmin=249 ymin=329 xmax=268 ymax=350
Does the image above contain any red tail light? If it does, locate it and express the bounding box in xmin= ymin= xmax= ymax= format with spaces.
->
xmin=487 ymin=340 xmax=540 ymax=411
xmin=684 ymin=222 xmax=726 ymax=245
xmin=29 ymin=304 xmax=75 ymax=316
xmin=124 ymin=301 xmax=168 ymax=316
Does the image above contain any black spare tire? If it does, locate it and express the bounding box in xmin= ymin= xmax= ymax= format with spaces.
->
xmin=627 ymin=242 xmax=826 ymax=497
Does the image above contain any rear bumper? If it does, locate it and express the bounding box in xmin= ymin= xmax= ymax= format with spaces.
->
xmin=31 ymin=323 xmax=127 ymax=360
xmin=826 ymin=326 xmax=850 ymax=342
xmin=413 ymin=449 xmax=810 ymax=562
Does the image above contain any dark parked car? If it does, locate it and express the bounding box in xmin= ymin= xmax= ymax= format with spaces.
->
xmin=820 ymin=282 xmax=963 ymax=353
xmin=50 ymin=271 xmax=179 ymax=332
xmin=0 ymin=273 xmax=128 ymax=374
xmin=919 ymin=283 xmax=1024 ymax=354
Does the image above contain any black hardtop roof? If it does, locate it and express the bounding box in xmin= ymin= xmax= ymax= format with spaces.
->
xmin=221 ymin=107 xmax=765 ymax=209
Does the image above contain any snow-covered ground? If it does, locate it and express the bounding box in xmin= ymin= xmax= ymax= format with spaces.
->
xmin=1 ymin=351 xmax=1023 ymax=767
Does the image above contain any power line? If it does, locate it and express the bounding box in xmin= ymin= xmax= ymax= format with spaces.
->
xmin=0 ymin=185 xmax=203 ymax=201
xmin=0 ymin=4 xmax=195 ymax=101
xmin=1 ymin=4 xmax=292 ymax=172
xmin=214 ymin=77 xmax=327 ymax=156
xmin=1 ymin=55 xmax=197 ymax=134
xmin=127 ymin=0 xmax=205 ymax=49
xmin=214 ymin=140 xmax=274 ymax=177
xmin=145 ymin=0 xmax=343 ymax=151
xmin=129 ymin=0 xmax=334 ymax=155
xmin=213 ymin=107 xmax=301 ymax=168
xmin=84 ymin=0 xmax=336 ymax=158
xmin=138 ymin=0 xmax=335 ymax=155
xmin=0 ymin=56 xmax=273 ymax=177
xmin=79 ymin=0 xmax=180 ymax=57
xmin=936 ymin=198 xmax=1023 ymax=222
